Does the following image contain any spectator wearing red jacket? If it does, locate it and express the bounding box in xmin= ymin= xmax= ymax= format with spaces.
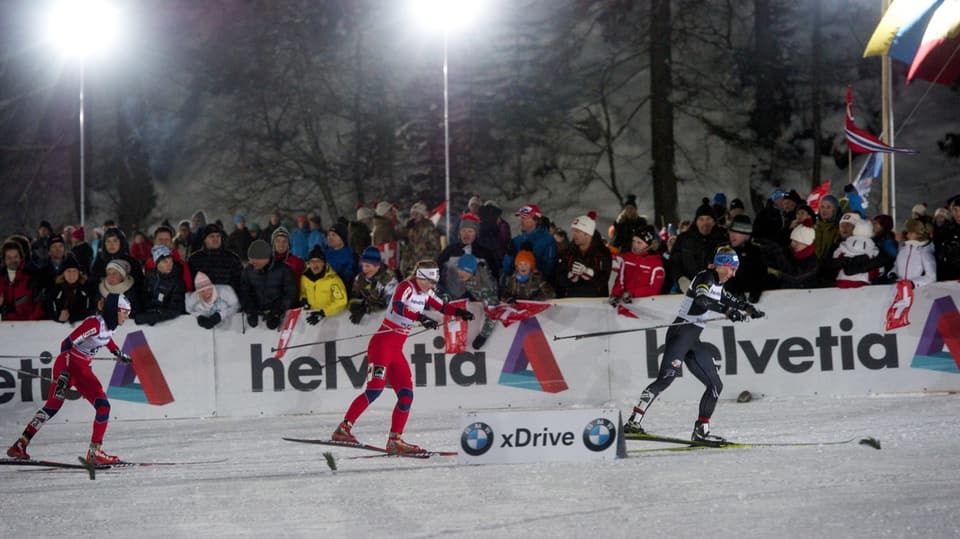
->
xmin=610 ymin=226 xmax=665 ymax=305
xmin=1 ymin=239 xmax=43 ymax=320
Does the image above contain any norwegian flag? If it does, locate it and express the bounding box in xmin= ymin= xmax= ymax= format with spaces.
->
xmin=885 ymin=280 xmax=915 ymax=331
xmin=485 ymin=301 xmax=551 ymax=327
xmin=845 ymin=86 xmax=917 ymax=155
xmin=376 ymin=241 xmax=399 ymax=271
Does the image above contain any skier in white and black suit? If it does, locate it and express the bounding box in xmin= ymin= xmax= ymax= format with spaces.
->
xmin=624 ymin=246 xmax=764 ymax=443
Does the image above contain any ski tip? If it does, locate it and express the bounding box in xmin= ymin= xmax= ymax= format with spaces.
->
xmin=322 ymin=451 xmax=338 ymax=471
xmin=77 ymin=456 xmax=97 ymax=480
xmin=858 ymin=437 xmax=882 ymax=450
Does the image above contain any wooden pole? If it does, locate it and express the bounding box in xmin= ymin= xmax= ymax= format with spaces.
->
xmin=880 ymin=0 xmax=892 ymax=216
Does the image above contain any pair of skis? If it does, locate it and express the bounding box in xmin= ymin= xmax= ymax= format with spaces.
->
xmin=282 ymin=437 xmax=457 ymax=459
xmin=0 ymin=457 xmax=227 ymax=480
xmin=624 ymin=432 xmax=882 ymax=454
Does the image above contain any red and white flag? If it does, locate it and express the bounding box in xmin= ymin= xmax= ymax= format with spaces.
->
xmin=616 ymin=304 xmax=640 ymax=319
xmin=274 ymin=308 xmax=303 ymax=360
xmin=376 ymin=241 xmax=400 ymax=271
xmin=428 ymin=201 xmax=448 ymax=227
xmin=885 ymin=280 xmax=915 ymax=331
xmin=485 ymin=301 xmax=551 ymax=327
xmin=806 ymin=179 xmax=832 ymax=212
xmin=443 ymin=299 xmax=469 ymax=354
xmin=845 ymin=86 xmax=917 ymax=154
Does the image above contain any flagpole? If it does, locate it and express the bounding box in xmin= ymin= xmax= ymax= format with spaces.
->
xmin=847 ymin=149 xmax=852 ymax=185
xmin=880 ymin=0 xmax=892 ymax=217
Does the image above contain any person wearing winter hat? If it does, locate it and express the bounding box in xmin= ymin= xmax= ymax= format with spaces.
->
xmin=186 ymin=271 xmax=240 ymax=330
xmin=893 ymin=219 xmax=937 ymax=289
xmin=610 ymin=226 xmax=666 ymax=305
xmin=613 ymin=194 xmax=647 ymax=251
xmin=813 ymin=195 xmax=842 ymax=263
xmin=239 ymin=238 xmax=298 ymax=330
xmin=838 ymin=212 xmax=861 ymax=240
xmin=503 ymin=203 xmax=557 ymax=280
xmin=68 ymin=226 xmax=93 ymax=272
xmin=136 ymin=243 xmax=186 ymax=327
xmin=623 ymin=245 xmax=761 ymax=443
xmin=831 ymin=219 xmax=880 ymax=288
xmin=727 ymin=198 xmax=746 ymax=221
xmin=712 ymin=193 xmax=729 ymax=227
xmin=347 ymin=245 xmax=399 ymax=325
xmin=187 ymin=220 xmax=243 ymax=294
xmin=33 ymin=233 xmax=70 ymax=297
xmin=437 ymin=211 xmax=499 ymax=299
xmin=872 ymin=214 xmax=898 ymax=265
xmin=99 ymin=258 xmax=141 ymax=313
xmin=770 ymin=219 xmax=819 ymax=289
xmin=911 ymin=203 xmax=928 ymax=219
xmin=227 ymin=214 xmax=252 ymax=263
xmin=722 ymin=215 xmax=769 ymax=303
xmin=270 ymin=226 xmax=306 ymax=291
xmin=6 ymin=292 xmax=133 ymax=465
xmin=45 ymin=253 xmax=94 ymax=323
xmin=556 ymin=212 xmax=612 ymax=298
xmin=330 ymin=259 xmax=473 ymax=455
xmin=90 ymin=228 xmax=145 ymax=296
xmin=668 ymin=198 xmax=728 ymax=293
xmin=372 ymin=201 xmax=399 ymax=246
xmin=933 ymin=196 xmax=960 ymax=281
xmin=323 ymin=222 xmax=357 ymax=286
xmin=500 ymin=248 xmax=555 ymax=303
xmin=452 ymin=253 xmax=500 ymax=349
xmin=300 ymin=245 xmax=348 ymax=325
xmin=401 ymin=201 xmax=442 ymax=276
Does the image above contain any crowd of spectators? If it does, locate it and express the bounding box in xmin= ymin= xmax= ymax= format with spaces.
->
xmin=3 ymin=188 xmax=959 ymax=350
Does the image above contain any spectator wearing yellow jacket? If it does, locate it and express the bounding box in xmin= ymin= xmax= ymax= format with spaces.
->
xmin=300 ymin=245 xmax=348 ymax=325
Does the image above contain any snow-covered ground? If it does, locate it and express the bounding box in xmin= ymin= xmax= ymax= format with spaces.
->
xmin=2 ymin=392 xmax=959 ymax=538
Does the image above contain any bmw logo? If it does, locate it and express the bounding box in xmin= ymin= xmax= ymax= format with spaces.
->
xmin=582 ymin=418 xmax=616 ymax=452
xmin=461 ymin=422 xmax=495 ymax=456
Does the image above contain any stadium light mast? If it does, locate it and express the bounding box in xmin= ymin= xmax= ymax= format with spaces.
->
xmin=46 ymin=0 xmax=121 ymax=229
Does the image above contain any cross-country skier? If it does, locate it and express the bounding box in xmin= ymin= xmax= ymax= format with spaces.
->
xmin=623 ymin=247 xmax=764 ymax=442
xmin=6 ymin=293 xmax=133 ymax=464
xmin=331 ymin=260 xmax=474 ymax=454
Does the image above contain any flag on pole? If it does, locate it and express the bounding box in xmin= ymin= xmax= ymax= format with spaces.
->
xmin=907 ymin=2 xmax=960 ymax=85
xmin=806 ymin=179 xmax=832 ymax=212
xmin=864 ymin=0 xmax=943 ymax=64
xmin=885 ymin=280 xmax=916 ymax=331
xmin=852 ymin=152 xmax=882 ymax=210
xmin=845 ymin=87 xmax=917 ymax=154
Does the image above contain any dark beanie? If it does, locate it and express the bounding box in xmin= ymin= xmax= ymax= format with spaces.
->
xmin=47 ymin=234 xmax=65 ymax=248
xmin=729 ymin=198 xmax=745 ymax=211
xmin=202 ymin=223 xmax=222 ymax=240
xmin=60 ymin=253 xmax=81 ymax=273
xmin=247 ymin=239 xmax=272 ymax=260
xmin=361 ymin=245 xmax=382 ymax=265
xmin=329 ymin=223 xmax=349 ymax=245
xmin=307 ymin=245 xmax=326 ymax=261
xmin=729 ymin=214 xmax=753 ymax=235
xmin=695 ymin=198 xmax=715 ymax=220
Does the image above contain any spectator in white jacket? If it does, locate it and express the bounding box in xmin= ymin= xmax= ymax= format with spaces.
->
xmin=893 ymin=219 xmax=937 ymax=288
xmin=185 ymin=271 xmax=240 ymax=329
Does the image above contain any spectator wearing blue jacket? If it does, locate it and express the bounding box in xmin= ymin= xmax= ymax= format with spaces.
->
xmin=502 ymin=204 xmax=557 ymax=280
xmin=290 ymin=215 xmax=312 ymax=260
xmin=325 ymin=222 xmax=357 ymax=287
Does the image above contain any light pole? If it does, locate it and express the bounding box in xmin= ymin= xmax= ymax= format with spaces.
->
xmin=410 ymin=0 xmax=484 ymax=238
xmin=46 ymin=0 xmax=120 ymax=229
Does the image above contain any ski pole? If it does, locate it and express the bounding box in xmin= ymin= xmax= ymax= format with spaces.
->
xmin=0 ymin=354 xmax=118 ymax=361
xmin=0 ymin=363 xmax=56 ymax=383
xmin=553 ymin=317 xmax=728 ymax=341
xmin=270 ymin=324 xmax=435 ymax=353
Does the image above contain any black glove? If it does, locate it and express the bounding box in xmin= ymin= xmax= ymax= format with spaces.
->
xmin=246 ymin=313 xmax=259 ymax=328
xmin=114 ymin=350 xmax=133 ymax=364
xmin=265 ymin=312 xmax=282 ymax=330
xmin=745 ymin=305 xmax=765 ymax=319
xmin=306 ymin=311 xmax=325 ymax=325
xmin=621 ymin=292 xmax=632 ymax=304
xmin=726 ymin=309 xmax=745 ymax=322
xmin=607 ymin=296 xmax=619 ymax=306
xmin=207 ymin=312 xmax=221 ymax=326
xmin=417 ymin=314 xmax=439 ymax=330
xmin=455 ymin=308 xmax=474 ymax=321
xmin=197 ymin=315 xmax=211 ymax=328
xmin=349 ymin=303 xmax=365 ymax=325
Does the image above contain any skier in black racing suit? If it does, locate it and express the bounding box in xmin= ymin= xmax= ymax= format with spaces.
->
xmin=624 ymin=246 xmax=764 ymax=443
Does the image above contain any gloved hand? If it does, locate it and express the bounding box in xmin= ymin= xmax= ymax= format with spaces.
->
xmin=621 ymin=292 xmax=632 ymax=304
xmin=114 ymin=350 xmax=133 ymax=364
xmin=745 ymin=305 xmax=765 ymax=319
xmin=726 ymin=309 xmax=745 ymax=322
xmin=246 ymin=313 xmax=259 ymax=328
xmin=571 ymin=261 xmax=586 ymax=276
xmin=455 ymin=308 xmax=474 ymax=321
xmin=417 ymin=314 xmax=439 ymax=330
xmin=306 ymin=311 xmax=325 ymax=325
xmin=607 ymin=295 xmax=619 ymax=306
xmin=207 ymin=312 xmax=221 ymax=327
xmin=265 ymin=312 xmax=282 ymax=330
xmin=197 ymin=315 xmax=211 ymax=328
xmin=349 ymin=303 xmax=365 ymax=325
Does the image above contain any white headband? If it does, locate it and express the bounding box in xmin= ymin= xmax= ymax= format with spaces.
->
xmin=416 ymin=268 xmax=439 ymax=282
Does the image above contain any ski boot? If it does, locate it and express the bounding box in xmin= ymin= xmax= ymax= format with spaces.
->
xmin=691 ymin=421 xmax=727 ymax=445
xmin=85 ymin=443 xmax=120 ymax=465
xmin=6 ymin=438 xmax=30 ymax=460
xmin=385 ymin=433 xmax=424 ymax=455
xmin=623 ymin=415 xmax=646 ymax=435
xmin=331 ymin=421 xmax=358 ymax=444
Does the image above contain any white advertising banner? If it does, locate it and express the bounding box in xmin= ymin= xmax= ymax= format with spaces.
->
xmin=1 ymin=282 xmax=958 ymax=428
xmin=458 ymin=408 xmax=623 ymax=465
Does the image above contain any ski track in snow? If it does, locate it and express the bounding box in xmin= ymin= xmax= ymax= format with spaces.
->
xmin=1 ymin=394 xmax=959 ymax=538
